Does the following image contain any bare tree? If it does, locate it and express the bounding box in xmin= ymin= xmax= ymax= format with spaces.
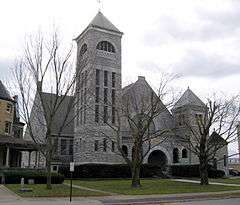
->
xmin=88 ymin=74 xmax=177 ymax=188
xmin=176 ymin=96 xmax=240 ymax=185
xmin=13 ymin=30 xmax=80 ymax=189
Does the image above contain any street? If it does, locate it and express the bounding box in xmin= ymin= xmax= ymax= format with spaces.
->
xmin=169 ymin=198 xmax=240 ymax=205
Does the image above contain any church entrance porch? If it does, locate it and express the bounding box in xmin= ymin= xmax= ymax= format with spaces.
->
xmin=148 ymin=150 xmax=168 ymax=170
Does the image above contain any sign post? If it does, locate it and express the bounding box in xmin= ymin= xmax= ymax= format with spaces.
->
xmin=69 ymin=162 xmax=74 ymax=202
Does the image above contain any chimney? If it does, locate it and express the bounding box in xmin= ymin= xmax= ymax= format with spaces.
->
xmin=138 ymin=76 xmax=145 ymax=81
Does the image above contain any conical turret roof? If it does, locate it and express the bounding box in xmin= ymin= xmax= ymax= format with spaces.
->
xmin=173 ymin=87 xmax=205 ymax=109
xmin=0 ymin=80 xmax=13 ymax=102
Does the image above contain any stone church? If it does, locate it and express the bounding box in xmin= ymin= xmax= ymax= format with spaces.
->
xmin=24 ymin=11 xmax=229 ymax=175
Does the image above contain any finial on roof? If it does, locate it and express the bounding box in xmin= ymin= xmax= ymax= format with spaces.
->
xmin=187 ymin=86 xmax=190 ymax=90
xmin=97 ymin=0 xmax=103 ymax=12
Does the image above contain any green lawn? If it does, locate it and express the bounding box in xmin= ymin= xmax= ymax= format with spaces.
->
xmin=66 ymin=179 xmax=240 ymax=195
xmin=5 ymin=184 xmax=108 ymax=197
xmin=210 ymin=178 xmax=240 ymax=184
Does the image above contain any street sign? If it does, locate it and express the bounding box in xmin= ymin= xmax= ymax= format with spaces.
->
xmin=70 ymin=162 xmax=74 ymax=172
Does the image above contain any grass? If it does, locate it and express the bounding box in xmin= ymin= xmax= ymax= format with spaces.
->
xmin=187 ymin=178 xmax=240 ymax=185
xmin=210 ymin=178 xmax=240 ymax=184
xmin=65 ymin=179 xmax=240 ymax=195
xmin=5 ymin=184 xmax=108 ymax=197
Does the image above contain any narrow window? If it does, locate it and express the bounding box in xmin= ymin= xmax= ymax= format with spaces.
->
xmin=224 ymin=155 xmax=227 ymax=167
xmin=104 ymin=106 xmax=108 ymax=123
xmin=112 ymin=72 xmax=116 ymax=87
xmin=104 ymin=71 xmax=108 ymax=86
xmin=53 ymin=138 xmax=58 ymax=155
xmin=69 ymin=140 xmax=73 ymax=155
xmin=94 ymin=140 xmax=99 ymax=151
xmin=5 ymin=121 xmax=11 ymax=134
xmin=83 ymin=88 xmax=87 ymax=124
xmin=95 ymin=87 xmax=100 ymax=103
xmin=122 ymin=145 xmax=128 ymax=156
xmin=111 ymin=141 xmax=115 ymax=152
xmin=112 ymin=89 xmax=115 ymax=105
xmin=6 ymin=103 xmax=12 ymax=113
xmin=112 ymin=107 xmax=115 ymax=124
xmin=61 ymin=139 xmax=67 ymax=155
xmin=103 ymin=138 xmax=107 ymax=152
xmin=95 ymin=105 xmax=99 ymax=123
xmin=182 ymin=149 xmax=188 ymax=158
xmin=173 ymin=148 xmax=179 ymax=163
xmin=104 ymin=88 xmax=108 ymax=104
xmin=96 ymin=69 xmax=100 ymax=86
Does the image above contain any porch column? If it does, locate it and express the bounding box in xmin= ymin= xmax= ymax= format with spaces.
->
xmin=28 ymin=151 xmax=32 ymax=167
xmin=5 ymin=147 xmax=10 ymax=167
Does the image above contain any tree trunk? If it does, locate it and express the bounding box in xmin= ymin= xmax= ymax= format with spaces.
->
xmin=45 ymin=134 xmax=53 ymax=190
xmin=131 ymin=164 xmax=141 ymax=188
xmin=46 ymin=150 xmax=52 ymax=189
xmin=199 ymin=157 xmax=209 ymax=185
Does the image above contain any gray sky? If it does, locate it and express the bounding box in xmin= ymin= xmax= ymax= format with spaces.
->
xmin=0 ymin=0 xmax=239 ymax=154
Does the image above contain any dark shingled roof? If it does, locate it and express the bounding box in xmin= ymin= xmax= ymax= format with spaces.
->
xmin=209 ymin=131 xmax=227 ymax=145
xmin=0 ymin=80 xmax=14 ymax=102
xmin=74 ymin=11 xmax=123 ymax=41
xmin=89 ymin=11 xmax=122 ymax=33
xmin=42 ymin=93 xmax=74 ymax=136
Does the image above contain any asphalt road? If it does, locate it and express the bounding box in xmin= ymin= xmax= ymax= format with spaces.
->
xmin=169 ymin=198 xmax=240 ymax=205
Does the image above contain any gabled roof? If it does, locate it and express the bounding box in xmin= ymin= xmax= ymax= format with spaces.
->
xmin=89 ymin=11 xmax=121 ymax=33
xmin=0 ymin=80 xmax=14 ymax=102
xmin=209 ymin=131 xmax=227 ymax=145
xmin=122 ymin=76 xmax=174 ymax=129
xmin=41 ymin=93 xmax=74 ymax=136
xmin=173 ymin=87 xmax=205 ymax=109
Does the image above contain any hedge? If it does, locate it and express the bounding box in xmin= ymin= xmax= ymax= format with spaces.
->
xmin=171 ymin=164 xmax=225 ymax=178
xmin=59 ymin=164 xmax=168 ymax=178
xmin=0 ymin=169 xmax=64 ymax=184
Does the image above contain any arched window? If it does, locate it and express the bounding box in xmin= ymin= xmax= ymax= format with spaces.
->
xmin=122 ymin=145 xmax=128 ymax=156
xmin=97 ymin=41 xmax=115 ymax=53
xmin=173 ymin=148 xmax=179 ymax=163
xmin=182 ymin=149 xmax=188 ymax=158
xmin=80 ymin=43 xmax=87 ymax=56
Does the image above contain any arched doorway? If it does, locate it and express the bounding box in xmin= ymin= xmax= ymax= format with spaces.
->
xmin=148 ymin=150 xmax=168 ymax=168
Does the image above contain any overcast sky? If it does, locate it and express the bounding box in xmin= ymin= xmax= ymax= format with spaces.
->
xmin=0 ymin=0 xmax=239 ymax=154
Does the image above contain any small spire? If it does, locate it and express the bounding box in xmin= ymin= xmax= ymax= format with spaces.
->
xmin=187 ymin=86 xmax=190 ymax=90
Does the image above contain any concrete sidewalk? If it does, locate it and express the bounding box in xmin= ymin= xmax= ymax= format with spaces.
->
xmin=96 ymin=190 xmax=240 ymax=204
xmin=0 ymin=185 xmax=21 ymax=203
xmin=171 ymin=179 xmax=240 ymax=187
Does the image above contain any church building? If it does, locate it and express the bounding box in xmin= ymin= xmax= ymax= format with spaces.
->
xmin=24 ymin=11 xmax=229 ymax=175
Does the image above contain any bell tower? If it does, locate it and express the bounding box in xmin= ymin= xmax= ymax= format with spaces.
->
xmin=74 ymin=12 xmax=123 ymax=164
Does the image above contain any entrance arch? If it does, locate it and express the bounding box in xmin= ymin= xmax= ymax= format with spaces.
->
xmin=148 ymin=150 xmax=168 ymax=168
